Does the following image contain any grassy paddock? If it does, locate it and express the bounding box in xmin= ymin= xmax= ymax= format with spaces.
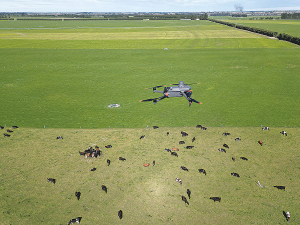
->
xmin=222 ymin=19 xmax=300 ymax=37
xmin=0 ymin=48 xmax=299 ymax=128
xmin=0 ymin=126 xmax=299 ymax=224
xmin=0 ymin=20 xmax=299 ymax=128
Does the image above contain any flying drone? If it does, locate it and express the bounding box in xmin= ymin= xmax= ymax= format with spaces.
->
xmin=140 ymin=81 xmax=202 ymax=107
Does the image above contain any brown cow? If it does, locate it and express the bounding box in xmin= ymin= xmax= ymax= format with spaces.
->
xmin=143 ymin=163 xmax=150 ymax=167
xmin=258 ymin=140 xmax=263 ymax=146
xmin=172 ymin=147 xmax=179 ymax=151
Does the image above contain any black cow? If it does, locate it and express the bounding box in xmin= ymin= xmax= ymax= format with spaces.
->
xmin=102 ymin=185 xmax=108 ymax=193
xmin=262 ymin=127 xmax=269 ymax=130
xmin=4 ymin=133 xmax=10 ymax=137
xmin=181 ymin=166 xmax=189 ymax=171
xmin=140 ymin=135 xmax=145 ymax=139
xmin=240 ymin=157 xmax=248 ymax=161
xmin=235 ymin=137 xmax=241 ymax=141
xmin=47 ymin=178 xmax=56 ymax=184
xmin=179 ymin=141 xmax=185 ymax=144
xmin=274 ymin=185 xmax=285 ymax=190
xmin=192 ymin=137 xmax=195 ymax=142
xmin=0 ymin=125 xmax=4 ymax=129
xmin=280 ymin=131 xmax=287 ymax=136
xmin=107 ymin=159 xmax=111 ymax=166
xmin=223 ymin=144 xmax=229 ymax=148
xmin=181 ymin=131 xmax=188 ymax=137
xmin=7 ymin=129 xmax=13 ymax=133
xmin=210 ymin=197 xmax=221 ymax=202
xmin=187 ymin=189 xmax=191 ymax=199
xmin=165 ymin=148 xmax=171 ymax=152
xmin=171 ymin=152 xmax=178 ymax=157
xmin=153 ymin=160 xmax=155 ymax=166
xmin=153 ymin=126 xmax=159 ymax=129
xmin=167 ymin=132 xmax=169 ymax=136
xmin=198 ymin=169 xmax=206 ymax=175
xmin=218 ymin=148 xmax=226 ymax=153
xmin=222 ymin=132 xmax=230 ymax=136
xmin=118 ymin=210 xmax=123 ymax=219
xmin=75 ymin=192 xmax=81 ymax=200
xmin=119 ymin=157 xmax=126 ymax=161
xmin=186 ymin=146 xmax=194 ymax=149
xmin=68 ymin=217 xmax=82 ymax=225
xmin=182 ymin=196 xmax=189 ymax=205
xmin=231 ymin=172 xmax=240 ymax=178
xmin=91 ymin=167 xmax=96 ymax=171
xmin=105 ymin=145 xmax=112 ymax=148
xmin=12 ymin=126 xmax=18 ymax=129
xmin=196 ymin=125 xmax=202 ymax=128
xmin=201 ymin=126 xmax=207 ymax=130
xmin=56 ymin=136 xmax=63 ymax=139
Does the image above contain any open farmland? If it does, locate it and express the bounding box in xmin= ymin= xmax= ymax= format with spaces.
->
xmin=1 ymin=126 xmax=300 ymax=224
xmin=221 ymin=19 xmax=300 ymax=37
xmin=0 ymin=19 xmax=300 ymax=225
xmin=0 ymin=20 xmax=299 ymax=128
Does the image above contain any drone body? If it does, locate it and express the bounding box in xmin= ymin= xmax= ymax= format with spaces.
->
xmin=140 ymin=81 xmax=202 ymax=107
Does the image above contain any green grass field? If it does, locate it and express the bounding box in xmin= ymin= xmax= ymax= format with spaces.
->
xmin=0 ymin=20 xmax=299 ymax=128
xmin=222 ymin=19 xmax=300 ymax=37
xmin=1 ymin=126 xmax=299 ymax=224
xmin=0 ymin=20 xmax=300 ymax=224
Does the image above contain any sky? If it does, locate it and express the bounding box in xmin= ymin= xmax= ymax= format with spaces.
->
xmin=1 ymin=0 xmax=300 ymax=12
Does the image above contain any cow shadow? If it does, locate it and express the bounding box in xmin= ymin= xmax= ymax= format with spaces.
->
xmin=282 ymin=211 xmax=288 ymax=221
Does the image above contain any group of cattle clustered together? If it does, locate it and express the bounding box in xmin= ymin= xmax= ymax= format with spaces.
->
xmin=46 ymin=125 xmax=288 ymax=224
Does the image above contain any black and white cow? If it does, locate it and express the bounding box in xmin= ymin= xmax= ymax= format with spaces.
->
xmin=231 ymin=172 xmax=240 ymax=178
xmin=68 ymin=217 xmax=82 ymax=224
xmin=218 ymin=148 xmax=226 ymax=153
xmin=280 ymin=131 xmax=287 ymax=136
xmin=198 ymin=169 xmax=207 ymax=175
xmin=47 ymin=178 xmax=56 ymax=184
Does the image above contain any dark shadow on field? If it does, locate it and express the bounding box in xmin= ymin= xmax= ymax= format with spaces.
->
xmin=283 ymin=211 xmax=288 ymax=221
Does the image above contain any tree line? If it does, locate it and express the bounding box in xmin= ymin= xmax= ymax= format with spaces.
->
xmin=209 ymin=19 xmax=300 ymax=46
xmin=281 ymin=13 xmax=300 ymax=19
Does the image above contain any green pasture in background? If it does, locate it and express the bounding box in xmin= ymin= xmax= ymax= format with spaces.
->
xmin=1 ymin=127 xmax=299 ymax=224
xmin=0 ymin=20 xmax=299 ymax=128
xmin=222 ymin=19 xmax=300 ymax=37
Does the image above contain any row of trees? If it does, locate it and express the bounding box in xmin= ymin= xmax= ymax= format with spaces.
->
xmin=209 ymin=19 xmax=300 ymax=46
xmin=0 ymin=12 xmax=208 ymax=20
xmin=281 ymin=13 xmax=300 ymax=19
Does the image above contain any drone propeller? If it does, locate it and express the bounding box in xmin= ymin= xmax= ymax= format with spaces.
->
xmin=140 ymin=94 xmax=167 ymax=104
xmin=170 ymin=82 xmax=200 ymax=86
xmin=145 ymin=85 xmax=166 ymax=90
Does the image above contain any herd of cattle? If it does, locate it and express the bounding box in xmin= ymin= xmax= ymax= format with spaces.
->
xmin=43 ymin=125 xmax=292 ymax=224
xmin=1 ymin=123 xmax=290 ymax=223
